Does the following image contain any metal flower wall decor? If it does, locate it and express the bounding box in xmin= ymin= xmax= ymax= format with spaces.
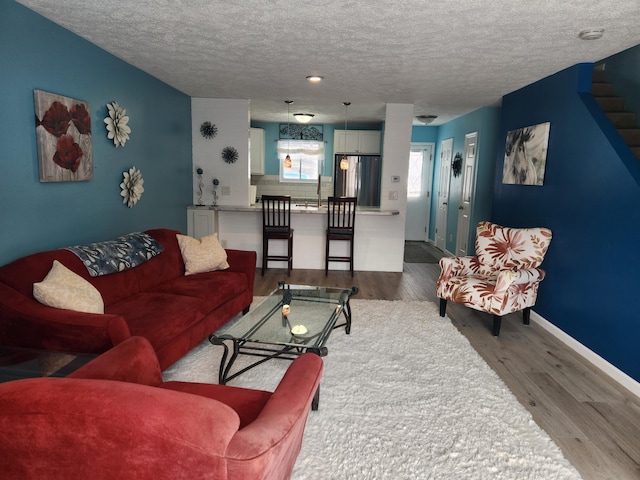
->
xmin=104 ymin=101 xmax=131 ymax=147
xmin=222 ymin=146 xmax=239 ymax=164
xmin=120 ymin=166 xmax=144 ymax=208
xmin=200 ymin=121 xmax=218 ymax=139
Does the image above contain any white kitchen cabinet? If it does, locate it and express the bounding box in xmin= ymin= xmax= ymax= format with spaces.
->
xmin=333 ymin=130 xmax=381 ymax=154
xmin=249 ymin=127 xmax=265 ymax=175
xmin=187 ymin=208 xmax=217 ymax=239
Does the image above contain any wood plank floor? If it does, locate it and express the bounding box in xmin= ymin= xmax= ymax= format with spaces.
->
xmin=254 ymin=263 xmax=640 ymax=480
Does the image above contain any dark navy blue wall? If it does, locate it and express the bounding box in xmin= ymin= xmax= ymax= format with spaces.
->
xmin=0 ymin=1 xmax=192 ymax=265
xmin=494 ymin=63 xmax=640 ymax=382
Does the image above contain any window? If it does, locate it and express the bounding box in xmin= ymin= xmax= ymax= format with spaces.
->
xmin=407 ymin=150 xmax=424 ymax=197
xmin=278 ymin=140 xmax=324 ymax=183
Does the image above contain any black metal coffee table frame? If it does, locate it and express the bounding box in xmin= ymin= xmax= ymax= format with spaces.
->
xmin=209 ymin=282 xmax=358 ymax=410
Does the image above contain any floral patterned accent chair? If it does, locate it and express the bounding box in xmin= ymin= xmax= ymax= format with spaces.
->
xmin=437 ymin=221 xmax=552 ymax=336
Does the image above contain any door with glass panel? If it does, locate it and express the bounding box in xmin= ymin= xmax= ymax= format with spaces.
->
xmin=405 ymin=143 xmax=434 ymax=241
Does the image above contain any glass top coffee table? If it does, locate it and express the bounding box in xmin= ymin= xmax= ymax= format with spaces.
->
xmin=209 ymin=282 xmax=358 ymax=409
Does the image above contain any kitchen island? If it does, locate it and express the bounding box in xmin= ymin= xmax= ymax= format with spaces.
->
xmin=187 ymin=204 xmax=404 ymax=272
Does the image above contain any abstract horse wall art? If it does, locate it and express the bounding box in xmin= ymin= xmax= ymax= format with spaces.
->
xmin=502 ymin=122 xmax=550 ymax=186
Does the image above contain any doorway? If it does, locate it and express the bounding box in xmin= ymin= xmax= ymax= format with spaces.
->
xmin=455 ymin=132 xmax=478 ymax=256
xmin=405 ymin=143 xmax=434 ymax=241
xmin=435 ymin=138 xmax=453 ymax=251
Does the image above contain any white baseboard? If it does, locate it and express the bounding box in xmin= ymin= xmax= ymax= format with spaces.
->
xmin=531 ymin=310 xmax=640 ymax=399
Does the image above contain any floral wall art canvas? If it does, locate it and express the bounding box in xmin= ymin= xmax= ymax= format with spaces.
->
xmin=34 ymin=89 xmax=92 ymax=182
xmin=502 ymin=122 xmax=550 ymax=186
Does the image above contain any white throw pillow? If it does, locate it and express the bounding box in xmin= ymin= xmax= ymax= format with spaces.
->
xmin=33 ymin=260 xmax=104 ymax=314
xmin=176 ymin=233 xmax=230 ymax=275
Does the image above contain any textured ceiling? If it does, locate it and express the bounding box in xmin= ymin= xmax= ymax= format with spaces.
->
xmin=16 ymin=0 xmax=640 ymax=125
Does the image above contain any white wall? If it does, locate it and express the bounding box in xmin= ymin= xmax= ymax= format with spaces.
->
xmin=192 ymin=98 xmax=250 ymax=206
xmin=380 ymin=103 xmax=414 ymax=268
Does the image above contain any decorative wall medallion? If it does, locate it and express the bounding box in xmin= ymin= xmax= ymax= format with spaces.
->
xmin=200 ymin=121 xmax=218 ymax=139
xmin=452 ymin=153 xmax=462 ymax=177
xmin=34 ymin=89 xmax=93 ymax=182
xmin=221 ymin=146 xmax=238 ymax=164
xmin=120 ymin=166 xmax=144 ymax=208
xmin=104 ymin=101 xmax=131 ymax=147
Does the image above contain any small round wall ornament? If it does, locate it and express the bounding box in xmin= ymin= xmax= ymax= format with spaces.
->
xmin=221 ymin=146 xmax=238 ymax=164
xmin=200 ymin=121 xmax=217 ymax=139
xmin=452 ymin=153 xmax=463 ymax=177
xmin=120 ymin=166 xmax=144 ymax=208
xmin=104 ymin=101 xmax=131 ymax=147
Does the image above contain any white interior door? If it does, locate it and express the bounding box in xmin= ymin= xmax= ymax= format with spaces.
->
xmin=455 ymin=132 xmax=478 ymax=256
xmin=435 ymin=138 xmax=453 ymax=251
xmin=405 ymin=143 xmax=434 ymax=241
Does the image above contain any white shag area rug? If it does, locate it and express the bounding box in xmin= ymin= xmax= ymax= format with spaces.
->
xmin=163 ymin=299 xmax=582 ymax=480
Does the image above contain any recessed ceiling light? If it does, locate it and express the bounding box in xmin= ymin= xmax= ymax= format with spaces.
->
xmin=578 ymin=28 xmax=604 ymax=40
xmin=306 ymin=75 xmax=324 ymax=83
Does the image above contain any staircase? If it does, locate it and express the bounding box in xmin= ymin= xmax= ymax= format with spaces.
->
xmin=591 ymin=68 xmax=640 ymax=160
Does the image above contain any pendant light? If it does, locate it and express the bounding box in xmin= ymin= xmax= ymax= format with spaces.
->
xmin=284 ymin=100 xmax=293 ymax=169
xmin=340 ymin=102 xmax=351 ymax=171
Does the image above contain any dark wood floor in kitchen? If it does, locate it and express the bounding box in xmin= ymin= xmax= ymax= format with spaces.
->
xmin=254 ymin=262 xmax=640 ymax=480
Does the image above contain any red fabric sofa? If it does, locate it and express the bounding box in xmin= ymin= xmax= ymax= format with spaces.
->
xmin=0 ymin=228 xmax=256 ymax=370
xmin=0 ymin=336 xmax=323 ymax=479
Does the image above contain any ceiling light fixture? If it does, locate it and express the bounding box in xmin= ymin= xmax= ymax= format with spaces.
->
xmin=294 ymin=113 xmax=314 ymax=123
xmin=284 ymin=100 xmax=293 ymax=169
xmin=416 ymin=115 xmax=438 ymax=125
xmin=578 ymin=28 xmax=604 ymax=40
xmin=306 ymin=75 xmax=324 ymax=83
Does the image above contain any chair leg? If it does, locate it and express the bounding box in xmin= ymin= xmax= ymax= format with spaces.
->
xmin=492 ymin=315 xmax=502 ymax=336
xmin=439 ymin=298 xmax=447 ymax=317
xmin=522 ymin=307 xmax=531 ymax=325
xmin=262 ymin=238 xmax=267 ymax=276
xmin=287 ymin=235 xmax=293 ymax=276
xmin=325 ymin=235 xmax=329 ymax=276
xmin=349 ymin=238 xmax=354 ymax=277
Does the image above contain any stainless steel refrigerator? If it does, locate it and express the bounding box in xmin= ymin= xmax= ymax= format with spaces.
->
xmin=333 ymin=155 xmax=382 ymax=207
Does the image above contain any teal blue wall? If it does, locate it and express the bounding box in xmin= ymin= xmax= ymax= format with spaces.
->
xmin=493 ymin=62 xmax=640 ymax=382
xmin=251 ymin=121 xmax=383 ymax=176
xmin=604 ymin=44 xmax=640 ymax=122
xmin=429 ymin=107 xmax=501 ymax=252
xmin=0 ymin=1 xmax=192 ymax=265
xmin=411 ymin=126 xmax=438 ymax=143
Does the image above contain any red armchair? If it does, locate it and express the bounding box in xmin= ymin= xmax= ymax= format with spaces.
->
xmin=0 ymin=336 xmax=323 ymax=479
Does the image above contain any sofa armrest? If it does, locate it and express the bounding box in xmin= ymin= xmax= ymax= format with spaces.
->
xmin=0 ymin=283 xmax=131 ymax=353
xmin=0 ymin=378 xmax=240 ymax=479
xmin=225 ymin=248 xmax=257 ymax=295
xmin=225 ymin=353 xmax=323 ymax=477
xmin=68 ymin=336 xmax=163 ymax=386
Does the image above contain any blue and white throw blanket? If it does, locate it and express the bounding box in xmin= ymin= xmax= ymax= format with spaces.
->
xmin=66 ymin=232 xmax=164 ymax=277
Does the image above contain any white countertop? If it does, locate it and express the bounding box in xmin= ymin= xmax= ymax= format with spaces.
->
xmin=188 ymin=204 xmax=399 ymax=216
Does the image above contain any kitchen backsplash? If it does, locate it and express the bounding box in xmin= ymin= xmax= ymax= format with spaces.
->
xmin=251 ymin=175 xmax=333 ymax=202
